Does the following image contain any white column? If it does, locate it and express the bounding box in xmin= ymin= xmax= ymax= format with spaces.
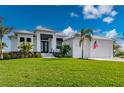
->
xmin=51 ymin=35 xmax=56 ymax=52
xmin=17 ymin=35 xmax=20 ymax=51
xmin=48 ymin=38 xmax=52 ymax=52
xmin=36 ymin=33 xmax=41 ymax=52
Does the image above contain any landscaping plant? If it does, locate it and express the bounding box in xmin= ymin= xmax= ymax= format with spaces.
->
xmin=59 ymin=44 xmax=71 ymax=57
xmin=79 ymin=29 xmax=93 ymax=58
xmin=0 ymin=17 xmax=14 ymax=59
xmin=18 ymin=42 xmax=33 ymax=58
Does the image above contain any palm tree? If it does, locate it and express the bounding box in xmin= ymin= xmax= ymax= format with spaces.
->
xmin=0 ymin=18 xmax=14 ymax=59
xmin=79 ymin=29 xmax=93 ymax=58
xmin=0 ymin=42 xmax=7 ymax=52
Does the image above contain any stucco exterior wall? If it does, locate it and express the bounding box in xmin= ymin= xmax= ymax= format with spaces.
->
xmin=11 ymin=34 xmax=34 ymax=51
xmin=73 ymin=37 xmax=82 ymax=58
xmin=90 ymin=39 xmax=113 ymax=58
xmin=63 ymin=37 xmax=113 ymax=59
xmin=11 ymin=38 xmax=18 ymax=51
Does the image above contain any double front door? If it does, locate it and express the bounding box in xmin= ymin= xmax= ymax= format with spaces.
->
xmin=41 ymin=41 xmax=49 ymax=53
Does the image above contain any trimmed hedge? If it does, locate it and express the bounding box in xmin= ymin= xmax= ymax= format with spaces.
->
xmin=3 ymin=52 xmax=42 ymax=59
xmin=115 ymin=52 xmax=124 ymax=58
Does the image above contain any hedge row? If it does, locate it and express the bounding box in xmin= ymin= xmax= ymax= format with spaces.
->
xmin=3 ymin=52 xmax=42 ymax=59
xmin=115 ymin=52 xmax=124 ymax=58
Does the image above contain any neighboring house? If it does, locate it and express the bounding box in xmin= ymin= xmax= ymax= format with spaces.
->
xmin=10 ymin=27 xmax=113 ymax=59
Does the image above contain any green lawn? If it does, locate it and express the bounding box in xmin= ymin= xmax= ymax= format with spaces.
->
xmin=0 ymin=58 xmax=124 ymax=87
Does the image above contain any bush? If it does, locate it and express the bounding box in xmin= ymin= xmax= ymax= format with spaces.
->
xmin=120 ymin=55 xmax=124 ymax=58
xmin=59 ymin=44 xmax=71 ymax=57
xmin=53 ymin=52 xmax=61 ymax=57
xmin=116 ymin=52 xmax=124 ymax=58
xmin=3 ymin=52 xmax=42 ymax=59
xmin=33 ymin=52 xmax=42 ymax=58
xmin=10 ymin=52 xmax=17 ymax=59
xmin=3 ymin=53 xmax=11 ymax=59
xmin=53 ymin=44 xmax=71 ymax=57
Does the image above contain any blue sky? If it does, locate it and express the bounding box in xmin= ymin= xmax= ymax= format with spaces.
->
xmin=1 ymin=5 xmax=124 ymax=51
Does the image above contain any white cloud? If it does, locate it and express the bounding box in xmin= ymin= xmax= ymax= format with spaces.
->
xmin=103 ymin=17 xmax=114 ymax=24
xmin=35 ymin=25 xmax=44 ymax=30
xmin=105 ymin=29 xmax=118 ymax=39
xmin=97 ymin=6 xmax=113 ymax=15
xmin=93 ymin=29 xmax=101 ymax=33
xmin=62 ymin=26 xmax=77 ymax=36
xmin=83 ymin=5 xmax=117 ymax=20
xmin=83 ymin=5 xmax=99 ymax=19
xmin=70 ymin=12 xmax=79 ymax=18
xmin=111 ymin=10 xmax=118 ymax=16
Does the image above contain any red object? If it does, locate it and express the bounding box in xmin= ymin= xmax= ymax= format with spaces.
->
xmin=93 ymin=41 xmax=98 ymax=49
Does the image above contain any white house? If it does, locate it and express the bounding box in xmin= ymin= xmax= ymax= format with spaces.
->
xmin=10 ymin=27 xmax=113 ymax=58
xmin=11 ymin=27 xmax=67 ymax=53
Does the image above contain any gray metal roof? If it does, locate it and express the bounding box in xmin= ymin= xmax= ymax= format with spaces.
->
xmin=35 ymin=27 xmax=56 ymax=33
xmin=15 ymin=30 xmax=34 ymax=35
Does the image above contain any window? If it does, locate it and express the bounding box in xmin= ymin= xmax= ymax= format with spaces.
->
xmin=56 ymin=38 xmax=63 ymax=49
xmin=27 ymin=38 xmax=31 ymax=42
xmin=20 ymin=37 xmax=25 ymax=42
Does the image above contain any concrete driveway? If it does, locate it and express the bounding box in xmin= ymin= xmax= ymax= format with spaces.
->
xmin=89 ymin=57 xmax=124 ymax=62
xmin=112 ymin=58 xmax=124 ymax=62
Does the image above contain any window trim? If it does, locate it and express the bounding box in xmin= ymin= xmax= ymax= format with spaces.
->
xmin=56 ymin=38 xmax=63 ymax=49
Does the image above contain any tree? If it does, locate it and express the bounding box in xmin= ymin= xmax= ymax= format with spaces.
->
xmin=113 ymin=40 xmax=121 ymax=56
xmin=0 ymin=17 xmax=14 ymax=59
xmin=18 ymin=42 xmax=33 ymax=57
xmin=59 ymin=44 xmax=71 ymax=57
xmin=79 ymin=29 xmax=93 ymax=58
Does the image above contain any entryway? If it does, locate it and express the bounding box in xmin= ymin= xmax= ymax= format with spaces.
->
xmin=41 ymin=41 xmax=49 ymax=53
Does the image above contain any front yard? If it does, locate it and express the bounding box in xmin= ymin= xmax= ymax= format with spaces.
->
xmin=0 ymin=58 xmax=124 ymax=87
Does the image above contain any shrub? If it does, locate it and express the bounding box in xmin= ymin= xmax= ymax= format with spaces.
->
xmin=3 ymin=53 xmax=11 ymax=59
xmin=18 ymin=42 xmax=33 ymax=58
xmin=116 ymin=52 xmax=124 ymax=58
xmin=55 ymin=44 xmax=71 ymax=57
xmin=10 ymin=52 xmax=17 ymax=59
xmin=33 ymin=52 xmax=42 ymax=58
xmin=120 ymin=55 xmax=124 ymax=58
xmin=53 ymin=52 xmax=61 ymax=57
xmin=3 ymin=52 xmax=42 ymax=59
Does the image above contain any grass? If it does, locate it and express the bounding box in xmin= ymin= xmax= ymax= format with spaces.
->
xmin=0 ymin=58 xmax=124 ymax=87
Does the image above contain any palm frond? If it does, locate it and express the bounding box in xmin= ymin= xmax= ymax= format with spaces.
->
xmin=8 ymin=35 xmax=15 ymax=40
xmin=84 ymin=29 xmax=93 ymax=35
xmin=80 ymin=29 xmax=85 ymax=37
xmin=2 ymin=27 xmax=14 ymax=34
xmin=0 ymin=26 xmax=14 ymax=37
xmin=0 ymin=42 xmax=7 ymax=49
xmin=85 ymin=35 xmax=92 ymax=41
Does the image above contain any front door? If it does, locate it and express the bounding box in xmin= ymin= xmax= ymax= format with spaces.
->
xmin=41 ymin=41 xmax=49 ymax=53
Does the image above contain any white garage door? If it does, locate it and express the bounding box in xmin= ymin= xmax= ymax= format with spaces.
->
xmin=90 ymin=39 xmax=113 ymax=58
